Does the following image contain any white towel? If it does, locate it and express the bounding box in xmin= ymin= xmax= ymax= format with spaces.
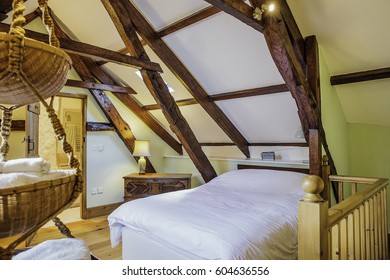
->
xmin=0 ymin=158 xmax=51 ymax=174
xmin=12 ymin=238 xmax=91 ymax=260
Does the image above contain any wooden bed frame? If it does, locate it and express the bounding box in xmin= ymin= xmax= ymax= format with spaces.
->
xmin=238 ymin=153 xmax=388 ymax=260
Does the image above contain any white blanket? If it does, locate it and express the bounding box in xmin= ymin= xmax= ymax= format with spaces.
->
xmin=0 ymin=157 xmax=51 ymax=174
xmin=12 ymin=238 xmax=91 ymax=260
xmin=108 ymin=169 xmax=306 ymax=260
xmin=0 ymin=170 xmax=74 ymax=189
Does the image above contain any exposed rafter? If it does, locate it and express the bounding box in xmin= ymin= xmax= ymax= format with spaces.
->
xmin=65 ymin=79 xmax=137 ymax=94
xmin=330 ymin=67 xmax=390 ymax=85
xmin=204 ymin=0 xmax=265 ymax=32
xmin=0 ymin=23 xmax=162 ymax=72
xmin=200 ymin=142 xmax=308 ymax=147
xmin=143 ymin=84 xmax=288 ymax=111
xmin=97 ymin=6 xmax=221 ymax=66
xmin=47 ymin=14 xmax=157 ymax=173
xmin=70 ymin=55 xmax=156 ymax=173
xmin=202 ymin=0 xmax=339 ymax=177
xmin=102 ymin=0 xmax=218 ymax=182
xmin=82 ymin=58 xmax=184 ymax=155
xmin=102 ymin=0 xmax=251 ymax=158
xmin=86 ymin=122 xmax=115 ymax=132
xmin=157 ymin=5 xmax=221 ymax=37
xmin=35 ymin=7 xmax=182 ymax=155
xmin=210 ymin=84 xmax=289 ymax=101
xmin=143 ymin=98 xmax=198 ymax=111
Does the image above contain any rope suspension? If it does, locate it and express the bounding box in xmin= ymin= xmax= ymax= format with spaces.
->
xmin=0 ymin=1 xmax=83 ymax=259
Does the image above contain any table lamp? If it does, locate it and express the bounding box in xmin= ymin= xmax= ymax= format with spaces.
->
xmin=133 ymin=140 xmax=150 ymax=174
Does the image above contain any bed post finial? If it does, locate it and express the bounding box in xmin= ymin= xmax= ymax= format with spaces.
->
xmin=301 ymin=175 xmax=324 ymax=202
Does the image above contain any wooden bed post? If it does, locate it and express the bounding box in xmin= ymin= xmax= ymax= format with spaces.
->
xmin=298 ymin=175 xmax=328 ymax=260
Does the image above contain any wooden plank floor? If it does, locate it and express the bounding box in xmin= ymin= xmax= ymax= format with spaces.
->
xmin=0 ymin=216 xmax=122 ymax=260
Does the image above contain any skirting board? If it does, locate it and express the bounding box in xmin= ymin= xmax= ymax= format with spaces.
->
xmin=84 ymin=202 xmax=122 ymax=219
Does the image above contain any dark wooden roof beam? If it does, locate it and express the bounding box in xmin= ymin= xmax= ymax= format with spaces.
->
xmin=204 ymin=0 xmax=265 ymax=33
xmin=83 ymin=58 xmax=184 ymax=155
xmin=210 ymin=83 xmax=289 ymax=101
xmin=330 ymin=67 xmax=390 ymax=85
xmin=107 ymin=0 xmax=250 ymax=158
xmin=143 ymin=98 xmax=198 ymax=111
xmin=157 ymin=5 xmax=221 ymax=37
xmin=144 ymin=83 xmax=289 ymax=110
xmin=200 ymin=142 xmax=308 ymax=147
xmin=0 ymin=23 xmax=162 ymax=72
xmin=65 ymin=79 xmax=137 ymax=94
xmin=86 ymin=122 xmax=115 ymax=132
xmin=102 ymin=0 xmax=218 ymax=182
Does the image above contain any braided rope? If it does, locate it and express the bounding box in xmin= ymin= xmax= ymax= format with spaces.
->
xmin=38 ymin=0 xmax=60 ymax=48
xmin=0 ymin=107 xmax=13 ymax=161
xmin=0 ymin=105 xmax=22 ymax=161
xmin=7 ymin=0 xmax=26 ymax=75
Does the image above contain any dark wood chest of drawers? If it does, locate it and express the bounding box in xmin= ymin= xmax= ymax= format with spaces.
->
xmin=123 ymin=173 xmax=191 ymax=201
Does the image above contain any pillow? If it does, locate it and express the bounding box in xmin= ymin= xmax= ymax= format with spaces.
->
xmin=209 ymin=168 xmax=307 ymax=195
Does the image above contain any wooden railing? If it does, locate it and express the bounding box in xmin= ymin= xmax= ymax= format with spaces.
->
xmin=298 ymin=174 xmax=388 ymax=260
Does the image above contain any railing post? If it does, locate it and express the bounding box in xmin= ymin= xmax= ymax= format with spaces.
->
xmin=298 ymin=175 xmax=329 ymax=259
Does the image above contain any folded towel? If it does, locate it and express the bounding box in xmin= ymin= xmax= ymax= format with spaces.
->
xmin=0 ymin=170 xmax=73 ymax=189
xmin=0 ymin=158 xmax=51 ymax=174
xmin=12 ymin=238 xmax=91 ymax=260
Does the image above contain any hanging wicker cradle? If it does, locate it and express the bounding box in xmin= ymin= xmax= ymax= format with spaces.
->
xmin=0 ymin=0 xmax=83 ymax=259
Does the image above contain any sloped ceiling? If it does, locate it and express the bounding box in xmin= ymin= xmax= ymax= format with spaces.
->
xmin=288 ymin=0 xmax=390 ymax=127
xmin=3 ymin=0 xmax=388 ymax=157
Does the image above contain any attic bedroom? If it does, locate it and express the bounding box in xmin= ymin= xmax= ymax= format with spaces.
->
xmin=0 ymin=0 xmax=389 ymax=261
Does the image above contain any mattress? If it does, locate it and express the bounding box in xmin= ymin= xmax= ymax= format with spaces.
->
xmin=108 ymin=169 xmax=307 ymax=260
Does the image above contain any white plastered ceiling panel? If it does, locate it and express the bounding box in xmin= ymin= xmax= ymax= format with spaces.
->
xmin=129 ymin=0 xmax=302 ymax=146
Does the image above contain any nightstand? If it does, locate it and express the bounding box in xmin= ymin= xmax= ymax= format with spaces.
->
xmin=123 ymin=173 xmax=191 ymax=201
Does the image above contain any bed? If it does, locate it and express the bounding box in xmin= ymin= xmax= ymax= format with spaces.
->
xmin=108 ymin=155 xmax=389 ymax=260
xmin=108 ymin=168 xmax=308 ymax=260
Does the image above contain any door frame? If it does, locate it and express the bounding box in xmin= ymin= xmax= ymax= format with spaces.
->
xmin=55 ymin=93 xmax=88 ymax=219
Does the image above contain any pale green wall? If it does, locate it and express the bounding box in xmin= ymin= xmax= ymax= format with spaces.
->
xmin=319 ymin=50 xmax=350 ymax=175
xmin=348 ymin=123 xmax=390 ymax=229
xmin=348 ymin=124 xmax=390 ymax=177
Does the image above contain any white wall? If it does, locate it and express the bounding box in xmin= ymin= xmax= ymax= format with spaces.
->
xmin=85 ymin=91 xmax=179 ymax=208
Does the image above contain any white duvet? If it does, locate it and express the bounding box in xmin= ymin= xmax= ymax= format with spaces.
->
xmin=0 ymin=170 xmax=74 ymax=189
xmin=108 ymin=169 xmax=306 ymax=260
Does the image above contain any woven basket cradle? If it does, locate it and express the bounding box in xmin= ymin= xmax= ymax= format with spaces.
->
xmin=0 ymin=32 xmax=71 ymax=105
xmin=0 ymin=174 xmax=78 ymax=239
xmin=0 ymin=0 xmax=81 ymax=259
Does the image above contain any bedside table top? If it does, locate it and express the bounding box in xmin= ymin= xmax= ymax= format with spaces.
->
xmin=123 ymin=173 xmax=192 ymax=179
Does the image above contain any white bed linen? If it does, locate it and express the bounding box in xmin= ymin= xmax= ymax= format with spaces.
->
xmin=108 ymin=169 xmax=306 ymax=260
xmin=0 ymin=170 xmax=74 ymax=189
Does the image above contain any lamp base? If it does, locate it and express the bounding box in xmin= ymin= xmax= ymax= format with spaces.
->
xmin=138 ymin=156 xmax=146 ymax=175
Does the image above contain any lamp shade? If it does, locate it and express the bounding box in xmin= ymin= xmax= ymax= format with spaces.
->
xmin=133 ymin=140 xmax=150 ymax=157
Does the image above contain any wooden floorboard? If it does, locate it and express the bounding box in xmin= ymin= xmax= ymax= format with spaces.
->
xmin=0 ymin=216 xmax=122 ymax=260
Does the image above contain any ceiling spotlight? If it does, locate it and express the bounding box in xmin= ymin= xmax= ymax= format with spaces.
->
xmin=253 ymin=3 xmax=276 ymax=21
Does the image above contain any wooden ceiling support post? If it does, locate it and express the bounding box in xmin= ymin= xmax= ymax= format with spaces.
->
xmin=208 ymin=0 xmax=340 ymax=178
xmin=104 ymin=0 xmax=250 ymax=159
xmin=309 ymin=129 xmax=321 ymax=176
xmin=102 ymin=0 xmax=217 ymax=182
xmin=261 ymin=8 xmax=318 ymax=137
xmin=305 ymin=35 xmax=338 ymax=177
